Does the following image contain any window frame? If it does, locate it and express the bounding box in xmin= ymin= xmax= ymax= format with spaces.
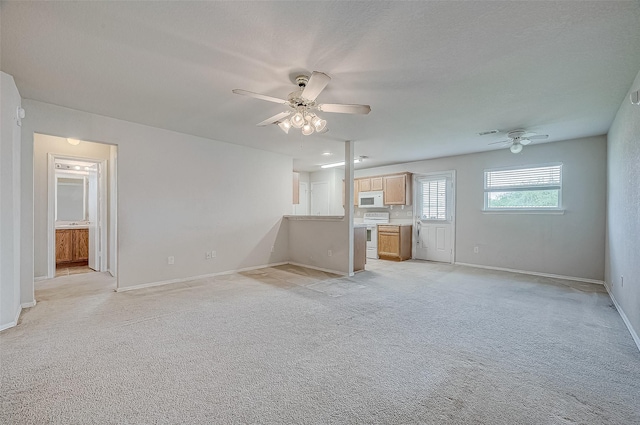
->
xmin=483 ymin=163 xmax=564 ymax=213
xmin=418 ymin=176 xmax=449 ymax=221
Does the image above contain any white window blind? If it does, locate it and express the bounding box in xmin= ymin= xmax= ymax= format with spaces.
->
xmin=421 ymin=178 xmax=447 ymax=220
xmin=484 ymin=164 xmax=562 ymax=210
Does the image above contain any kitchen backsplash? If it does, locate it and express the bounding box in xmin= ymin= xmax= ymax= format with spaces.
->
xmin=353 ymin=207 xmax=414 ymax=224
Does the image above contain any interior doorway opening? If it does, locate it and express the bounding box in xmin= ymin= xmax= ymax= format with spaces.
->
xmin=52 ymin=157 xmax=103 ymax=277
xmin=35 ymin=133 xmax=118 ymax=288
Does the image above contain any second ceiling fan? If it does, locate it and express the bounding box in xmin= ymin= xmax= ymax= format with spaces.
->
xmin=232 ymin=71 xmax=371 ymax=136
xmin=489 ymin=129 xmax=549 ymax=153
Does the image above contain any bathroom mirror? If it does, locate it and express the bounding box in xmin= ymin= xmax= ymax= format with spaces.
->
xmin=56 ymin=176 xmax=87 ymax=221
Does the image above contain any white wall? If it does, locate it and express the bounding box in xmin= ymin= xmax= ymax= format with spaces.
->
xmin=309 ymin=168 xmax=345 ymax=216
xmin=287 ymin=218 xmax=349 ymax=274
xmin=0 ymin=72 xmax=23 ymax=330
xmin=606 ymin=68 xmax=640 ymax=345
xmin=33 ymin=134 xmax=112 ymax=278
xmin=21 ymin=100 xmax=292 ymax=296
xmin=356 ymin=136 xmax=607 ymax=281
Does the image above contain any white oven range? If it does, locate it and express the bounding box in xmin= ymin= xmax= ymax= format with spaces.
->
xmin=362 ymin=212 xmax=390 ymax=259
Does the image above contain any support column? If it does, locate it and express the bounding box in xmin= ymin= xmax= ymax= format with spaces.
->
xmin=345 ymin=140 xmax=354 ymax=276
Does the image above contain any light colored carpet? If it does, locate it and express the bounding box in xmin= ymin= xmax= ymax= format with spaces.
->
xmin=1 ymin=260 xmax=639 ymax=424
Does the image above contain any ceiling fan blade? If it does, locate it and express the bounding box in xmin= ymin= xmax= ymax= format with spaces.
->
xmin=232 ymin=89 xmax=288 ymax=104
xmin=527 ymin=134 xmax=549 ymax=140
xmin=488 ymin=139 xmax=511 ymax=145
xmin=256 ymin=111 xmax=291 ymax=126
xmin=520 ymin=138 xmax=532 ymax=145
xmin=317 ymin=103 xmax=371 ymax=115
xmin=301 ymin=72 xmax=331 ymax=101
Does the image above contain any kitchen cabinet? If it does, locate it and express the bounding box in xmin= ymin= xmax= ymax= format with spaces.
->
xmin=357 ymin=177 xmax=383 ymax=193
xmin=354 ymin=226 xmax=366 ymax=272
xmin=56 ymin=228 xmax=89 ymax=266
xmin=353 ymin=180 xmax=359 ymax=207
xmin=377 ymin=224 xmax=412 ymax=261
xmin=293 ymin=172 xmax=300 ymax=204
xmin=383 ymin=173 xmax=412 ymax=205
xmin=342 ymin=179 xmax=360 ymax=207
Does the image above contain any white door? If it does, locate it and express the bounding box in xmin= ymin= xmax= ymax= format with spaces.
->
xmin=87 ymin=166 xmax=100 ymax=271
xmin=414 ymin=173 xmax=455 ymax=263
xmin=310 ymin=181 xmax=330 ymax=215
xmin=294 ymin=182 xmax=309 ymax=215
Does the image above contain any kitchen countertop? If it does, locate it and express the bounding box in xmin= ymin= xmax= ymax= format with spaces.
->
xmin=284 ymin=215 xmax=345 ymax=221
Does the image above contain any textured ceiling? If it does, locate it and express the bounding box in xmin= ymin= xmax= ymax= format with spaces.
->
xmin=2 ymin=1 xmax=640 ymax=171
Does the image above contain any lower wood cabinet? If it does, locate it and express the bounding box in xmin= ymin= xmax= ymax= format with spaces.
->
xmin=56 ymin=228 xmax=89 ymax=266
xmin=354 ymin=226 xmax=366 ymax=272
xmin=377 ymin=224 xmax=412 ymax=261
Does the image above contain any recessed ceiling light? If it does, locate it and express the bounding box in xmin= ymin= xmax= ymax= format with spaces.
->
xmin=67 ymin=138 xmax=81 ymax=146
xmin=322 ymin=152 xmax=332 ymax=156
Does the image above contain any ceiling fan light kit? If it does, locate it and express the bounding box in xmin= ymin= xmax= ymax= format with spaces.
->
xmin=486 ymin=129 xmax=549 ymax=154
xmin=510 ymin=142 xmax=523 ymax=154
xmin=233 ymin=71 xmax=370 ymax=136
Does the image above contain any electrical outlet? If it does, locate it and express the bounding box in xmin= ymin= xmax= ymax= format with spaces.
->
xmin=271 ymin=245 xmax=275 ymax=253
xmin=473 ymin=246 xmax=479 ymax=254
xmin=168 ymin=256 xmax=175 ymax=265
xmin=211 ymin=251 xmax=216 ymax=258
xmin=407 ymin=211 xmax=412 ymax=216
xmin=206 ymin=252 xmax=212 ymax=260
xmin=328 ymin=250 xmax=332 ymax=257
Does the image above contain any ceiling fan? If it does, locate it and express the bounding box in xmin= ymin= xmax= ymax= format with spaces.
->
xmin=489 ymin=129 xmax=549 ymax=153
xmin=232 ymin=71 xmax=371 ymax=136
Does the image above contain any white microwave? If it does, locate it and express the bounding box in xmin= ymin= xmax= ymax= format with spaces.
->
xmin=358 ymin=191 xmax=384 ymax=208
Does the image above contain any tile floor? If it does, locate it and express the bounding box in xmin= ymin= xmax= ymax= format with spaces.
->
xmin=55 ymin=265 xmax=95 ymax=277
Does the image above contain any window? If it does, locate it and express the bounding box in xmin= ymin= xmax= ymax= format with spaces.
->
xmin=484 ymin=164 xmax=562 ymax=211
xmin=419 ymin=177 xmax=447 ymax=220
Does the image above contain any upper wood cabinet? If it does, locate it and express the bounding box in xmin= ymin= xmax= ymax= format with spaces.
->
xmin=357 ymin=177 xmax=383 ymax=193
xmin=342 ymin=179 xmax=360 ymax=207
xmin=383 ymin=173 xmax=412 ymax=205
xmin=371 ymin=177 xmax=383 ymax=191
xmin=292 ymin=172 xmax=300 ymax=204
xmin=345 ymin=172 xmax=413 ymax=208
xmin=359 ymin=178 xmax=371 ymax=192
xmin=353 ymin=180 xmax=359 ymax=207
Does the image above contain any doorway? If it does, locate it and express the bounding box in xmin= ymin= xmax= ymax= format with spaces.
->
xmin=310 ymin=181 xmax=330 ymax=215
xmin=47 ymin=151 xmax=115 ymax=279
xmin=294 ymin=181 xmax=309 ymax=215
xmin=413 ymin=171 xmax=455 ymax=263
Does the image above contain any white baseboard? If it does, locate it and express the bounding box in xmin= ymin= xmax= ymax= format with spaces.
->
xmin=115 ymin=262 xmax=290 ymax=293
xmin=604 ymin=282 xmax=640 ymax=353
xmin=286 ymin=262 xmax=347 ymax=277
xmin=21 ymin=300 xmax=36 ymax=308
xmin=454 ymin=262 xmax=604 ymax=285
xmin=34 ymin=276 xmax=49 ymax=282
xmin=0 ymin=305 xmax=22 ymax=332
